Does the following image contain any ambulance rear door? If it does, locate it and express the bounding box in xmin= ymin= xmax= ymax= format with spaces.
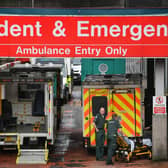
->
xmin=111 ymin=88 xmax=142 ymax=137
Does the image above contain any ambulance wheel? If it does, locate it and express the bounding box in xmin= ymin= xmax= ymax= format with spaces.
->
xmin=148 ymin=151 xmax=152 ymax=160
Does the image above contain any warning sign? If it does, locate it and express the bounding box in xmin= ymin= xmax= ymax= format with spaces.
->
xmin=153 ymin=96 xmax=167 ymax=114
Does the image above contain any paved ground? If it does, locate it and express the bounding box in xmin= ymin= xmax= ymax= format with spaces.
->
xmin=0 ymin=86 xmax=168 ymax=168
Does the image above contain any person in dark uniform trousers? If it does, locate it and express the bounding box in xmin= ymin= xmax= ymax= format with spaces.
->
xmin=106 ymin=113 xmax=122 ymax=165
xmin=93 ymin=107 xmax=106 ymax=161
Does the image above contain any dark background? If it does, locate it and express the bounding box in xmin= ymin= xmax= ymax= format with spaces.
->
xmin=0 ymin=0 xmax=167 ymax=8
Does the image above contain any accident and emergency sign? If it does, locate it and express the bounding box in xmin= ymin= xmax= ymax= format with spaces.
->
xmin=0 ymin=15 xmax=168 ymax=57
xmin=153 ymin=96 xmax=167 ymax=114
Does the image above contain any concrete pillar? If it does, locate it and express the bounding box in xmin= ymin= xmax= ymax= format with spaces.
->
xmin=152 ymin=59 xmax=168 ymax=160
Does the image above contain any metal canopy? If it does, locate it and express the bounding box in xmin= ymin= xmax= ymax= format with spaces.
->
xmin=0 ymin=64 xmax=62 ymax=83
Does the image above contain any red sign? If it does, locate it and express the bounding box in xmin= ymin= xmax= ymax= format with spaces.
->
xmin=154 ymin=107 xmax=166 ymax=114
xmin=0 ymin=15 xmax=168 ymax=57
xmin=153 ymin=96 xmax=167 ymax=115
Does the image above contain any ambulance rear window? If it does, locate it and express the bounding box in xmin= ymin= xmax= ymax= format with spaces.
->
xmin=92 ymin=96 xmax=107 ymax=116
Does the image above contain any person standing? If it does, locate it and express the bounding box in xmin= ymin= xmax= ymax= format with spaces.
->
xmin=93 ymin=107 xmax=106 ymax=161
xmin=106 ymin=113 xmax=122 ymax=165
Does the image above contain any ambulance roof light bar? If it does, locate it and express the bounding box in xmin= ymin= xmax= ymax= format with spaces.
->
xmin=84 ymin=74 xmax=142 ymax=82
xmin=10 ymin=64 xmax=63 ymax=73
xmin=0 ymin=60 xmax=21 ymax=72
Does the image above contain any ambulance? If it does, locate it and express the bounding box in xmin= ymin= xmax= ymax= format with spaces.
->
xmin=0 ymin=61 xmax=62 ymax=164
xmin=82 ymin=74 xmax=143 ymax=149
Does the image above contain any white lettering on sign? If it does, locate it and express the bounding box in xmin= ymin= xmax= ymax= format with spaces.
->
xmin=0 ymin=20 xmax=42 ymax=37
xmin=16 ymin=46 xmax=71 ymax=55
xmin=77 ymin=21 xmax=89 ymax=37
xmin=77 ymin=21 xmax=168 ymax=41
xmin=52 ymin=20 xmax=66 ymax=37
xmin=109 ymin=25 xmax=121 ymax=37
xmin=105 ymin=47 xmax=127 ymax=56
xmin=0 ymin=17 xmax=168 ymax=44
xmin=75 ymin=46 xmax=101 ymax=56
xmin=144 ymin=25 xmax=155 ymax=37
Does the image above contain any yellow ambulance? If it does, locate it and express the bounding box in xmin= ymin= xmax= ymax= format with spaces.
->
xmin=82 ymin=74 xmax=143 ymax=149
